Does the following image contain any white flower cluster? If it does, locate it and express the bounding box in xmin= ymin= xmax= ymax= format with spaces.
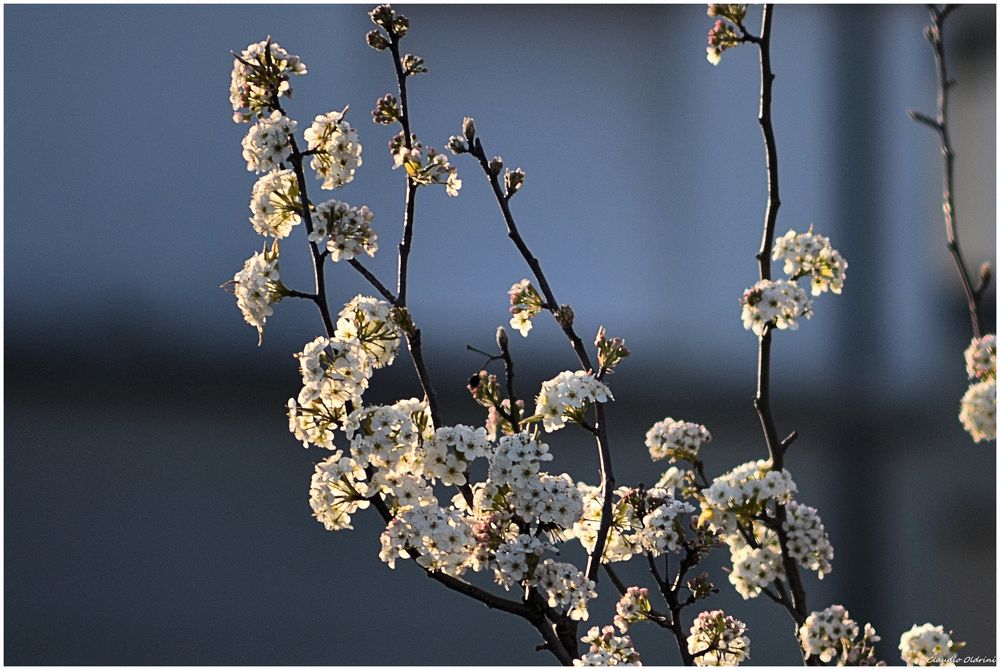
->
xmin=899 ymin=623 xmax=962 ymax=666
xmin=480 ymin=433 xmax=584 ymax=530
xmin=379 ymin=504 xmax=478 ymax=576
xmin=231 ymin=245 xmax=283 ymax=344
xmin=242 ymin=111 xmax=297 ymax=173
xmin=740 ymin=279 xmax=812 ymax=336
xmin=960 ymin=334 xmax=996 ymax=443
xmin=783 ymin=500 xmax=833 ymax=579
xmin=773 ymin=227 xmax=848 ymax=295
xmin=575 ymin=625 xmax=642 ymax=666
xmin=741 ymin=227 xmax=845 ymax=335
xmin=345 ymin=404 xmax=418 ymax=470
xmin=493 ymin=534 xmax=546 ymax=590
xmin=574 ymin=486 xmax=692 ymax=564
xmin=535 ymin=559 xmax=598 ymax=621
xmin=308 ymin=451 xmax=370 ymax=530
xmin=304 ymin=110 xmax=363 ymax=190
xmin=729 ymin=539 xmax=782 ymax=599
xmin=249 ymin=169 xmax=301 ymax=238
xmin=508 ymin=279 xmax=544 ymax=337
xmin=422 ymin=425 xmax=490 ymax=486
xmin=687 ymin=610 xmax=750 ymax=666
xmin=230 ymin=39 xmax=307 ymax=123
xmin=390 ymin=133 xmax=462 ymax=195
xmin=799 ymin=605 xmax=859 ymax=663
xmin=700 ymin=459 xmax=796 ymax=534
xmin=645 ymin=417 xmax=711 ymax=463
xmin=309 ymin=199 xmax=378 ymax=261
xmin=642 ymin=496 xmax=695 ymax=556
xmin=964 ymin=334 xmax=996 ymax=380
xmin=700 ymin=460 xmax=833 ymax=598
xmin=334 ymin=295 xmax=400 ymax=368
xmin=960 ymin=380 xmax=996 ymax=443
xmin=535 ymin=370 xmax=613 ymax=432
xmin=614 ymin=586 xmax=652 ymax=632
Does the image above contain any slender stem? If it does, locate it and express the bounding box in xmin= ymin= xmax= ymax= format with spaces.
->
xmin=387 ymin=34 xmax=419 ymax=307
xmin=746 ymin=8 xmax=814 ymax=657
xmin=911 ymin=5 xmax=987 ymax=339
xmin=497 ymin=331 xmax=521 ymax=432
xmin=466 ymin=139 xmax=616 ymax=586
xmin=348 ymin=258 xmax=398 ymax=304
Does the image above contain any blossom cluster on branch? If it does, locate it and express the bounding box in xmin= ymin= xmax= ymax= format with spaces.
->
xmin=219 ymin=4 xmax=983 ymax=666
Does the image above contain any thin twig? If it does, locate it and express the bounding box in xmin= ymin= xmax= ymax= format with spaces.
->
xmin=911 ymin=4 xmax=988 ymax=339
xmin=466 ymin=137 xmax=616 ymax=586
xmin=745 ymin=8 xmax=816 ymax=660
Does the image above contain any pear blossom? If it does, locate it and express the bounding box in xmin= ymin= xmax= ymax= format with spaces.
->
xmin=773 ymin=227 xmax=848 ymax=295
xmin=304 ymin=110 xmax=363 ymax=190
xmin=575 ymin=625 xmax=641 ymax=666
xmin=535 ymin=370 xmax=613 ymax=432
xmin=230 ymin=38 xmax=307 ymax=123
xmin=687 ymin=610 xmax=750 ymax=666
xmin=959 ymin=379 xmax=996 ymax=442
xmin=249 ymin=169 xmax=301 ymax=238
xmin=309 ymin=451 xmax=370 ymax=531
xmin=899 ymin=623 xmax=962 ymax=666
xmin=241 ymin=111 xmax=297 ymax=173
xmin=309 ymin=199 xmax=378 ymax=261
xmin=741 ymin=279 xmax=812 ymax=336
xmin=334 ymin=295 xmax=400 ymax=368
xmin=964 ymin=334 xmax=996 ymax=380
xmin=645 ymin=417 xmax=711 ymax=463
xmin=230 ymin=244 xmax=283 ymax=343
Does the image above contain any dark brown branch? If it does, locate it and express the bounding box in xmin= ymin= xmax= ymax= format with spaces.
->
xmin=466 ymin=137 xmax=616 ymax=586
xmin=911 ymin=4 xmax=987 ymax=339
xmin=497 ymin=328 xmax=521 ymax=432
xmin=348 ymin=258 xmax=398 ymax=304
xmin=746 ymin=7 xmax=813 ymax=650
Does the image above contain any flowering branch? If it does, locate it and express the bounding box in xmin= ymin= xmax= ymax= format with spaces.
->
xmin=460 ymin=134 xmax=617 ymax=587
xmin=745 ymin=6 xmax=813 ymax=633
xmin=909 ymin=4 xmax=990 ymax=341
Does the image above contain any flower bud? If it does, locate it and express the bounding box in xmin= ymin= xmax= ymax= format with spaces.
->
xmin=366 ymin=29 xmax=389 ymax=50
xmin=979 ymin=262 xmax=992 ymax=290
xmin=402 ymin=53 xmax=427 ymax=75
xmin=369 ymin=4 xmax=395 ymax=29
xmin=496 ymin=325 xmax=509 ymax=349
xmin=372 ymin=93 xmax=400 ymax=125
xmin=555 ymin=304 xmax=574 ymax=328
xmin=462 ymin=116 xmax=477 ymax=142
xmin=446 ymin=135 xmax=467 ymax=154
xmin=504 ymin=167 xmax=525 ymax=198
xmin=488 ymin=156 xmax=504 ymax=176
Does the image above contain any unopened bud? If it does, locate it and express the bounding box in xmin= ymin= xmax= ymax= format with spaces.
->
xmin=488 ymin=156 xmax=504 ymax=176
xmin=446 ymin=135 xmax=467 ymax=154
xmin=370 ymin=4 xmax=395 ymax=29
xmin=504 ymin=167 xmax=525 ymax=198
xmin=979 ymin=262 xmax=992 ymax=289
xmin=366 ymin=29 xmax=389 ymax=50
xmin=462 ymin=116 xmax=477 ymax=142
xmin=496 ymin=325 xmax=509 ymax=349
xmin=555 ymin=304 xmax=574 ymax=328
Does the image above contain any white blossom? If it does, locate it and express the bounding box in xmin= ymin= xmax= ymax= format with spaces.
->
xmin=334 ymin=295 xmax=400 ymax=368
xmin=699 ymin=459 xmax=796 ymax=536
xmin=799 ymin=605 xmax=859 ymax=663
xmin=687 ymin=610 xmax=750 ymax=666
xmin=614 ymin=586 xmax=652 ymax=633
xmin=959 ymin=379 xmax=996 ymax=442
xmin=242 ymin=111 xmax=297 ymax=173
xmin=309 ymin=199 xmax=377 ymax=261
xmin=344 ymin=404 xmax=419 ymax=471
xmin=508 ymin=279 xmax=544 ymax=337
xmin=229 ymin=244 xmax=283 ymax=344
xmin=783 ymin=500 xmax=833 ymax=579
xmin=249 ymin=169 xmax=300 ymax=238
xmin=645 ymin=417 xmax=711 ymax=462
xmin=390 ymin=132 xmax=461 ymax=195
xmin=640 ymin=497 xmax=695 ymax=556
xmin=899 ymin=623 xmax=962 ymax=666
xmin=772 ymin=226 xmax=848 ymax=295
xmin=493 ymin=534 xmax=546 ymax=590
xmin=964 ymin=334 xmax=996 ymax=380
xmin=379 ymin=503 xmax=478 ymax=576
xmin=728 ymin=539 xmax=782 ymax=599
xmin=574 ymin=625 xmax=641 ymax=666
xmin=309 ymin=451 xmax=370 ymax=531
xmin=304 ymin=110 xmax=363 ymax=190
xmin=534 ymin=559 xmax=597 ymax=621
xmin=741 ymin=278 xmax=813 ymax=336
xmin=230 ymin=39 xmax=307 ymax=123
xmin=535 ymin=370 xmax=613 ymax=432
xmin=294 ymin=335 xmax=371 ymax=411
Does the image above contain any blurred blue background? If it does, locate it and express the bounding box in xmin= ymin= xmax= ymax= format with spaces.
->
xmin=5 ymin=4 xmax=996 ymax=665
